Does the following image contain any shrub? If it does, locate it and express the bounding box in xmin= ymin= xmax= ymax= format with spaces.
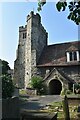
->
xmin=0 ymin=59 xmax=14 ymax=99
xmin=30 ymin=76 xmax=44 ymax=95
xmin=2 ymin=75 xmax=14 ymax=98
xmin=66 ymin=90 xmax=72 ymax=94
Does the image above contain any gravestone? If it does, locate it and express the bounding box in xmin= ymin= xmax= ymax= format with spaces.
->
xmin=20 ymin=110 xmax=57 ymax=120
xmin=2 ymin=97 xmax=20 ymax=119
xmin=77 ymin=105 xmax=80 ymax=119
xmin=77 ymin=105 xmax=80 ymax=112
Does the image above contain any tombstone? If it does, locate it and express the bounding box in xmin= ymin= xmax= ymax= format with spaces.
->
xmin=77 ymin=105 xmax=80 ymax=112
xmin=77 ymin=105 xmax=80 ymax=119
xmin=2 ymin=97 xmax=20 ymax=119
xmin=13 ymin=87 xmax=19 ymax=97
xmin=0 ymin=99 xmax=2 ymax=120
xmin=20 ymin=110 xmax=57 ymax=120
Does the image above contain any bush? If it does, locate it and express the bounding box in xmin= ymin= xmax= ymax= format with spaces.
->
xmin=66 ymin=90 xmax=72 ymax=94
xmin=19 ymin=89 xmax=27 ymax=95
xmin=30 ymin=76 xmax=44 ymax=95
xmin=2 ymin=75 xmax=14 ymax=99
xmin=74 ymin=84 xmax=80 ymax=94
xmin=0 ymin=59 xmax=14 ymax=99
xmin=61 ymin=88 xmax=67 ymax=96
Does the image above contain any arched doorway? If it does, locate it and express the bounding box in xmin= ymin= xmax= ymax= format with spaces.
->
xmin=49 ymin=79 xmax=62 ymax=95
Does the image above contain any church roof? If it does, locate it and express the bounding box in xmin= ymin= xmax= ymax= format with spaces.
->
xmin=37 ymin=41 xmax=80 ymax=67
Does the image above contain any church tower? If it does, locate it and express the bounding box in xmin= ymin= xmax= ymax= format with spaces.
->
xmin=14 ymin=11 xmax=48 ymax=88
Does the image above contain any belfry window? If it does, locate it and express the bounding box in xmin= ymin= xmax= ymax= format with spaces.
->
xmin=66 ymin=51 xmax=80 ymax=62
xmin=23 ymin=33 xmax=26 ymax=39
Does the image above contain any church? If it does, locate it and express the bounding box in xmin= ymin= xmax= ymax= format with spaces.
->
xmin=14 ymin=11 xmax=80 ymax=95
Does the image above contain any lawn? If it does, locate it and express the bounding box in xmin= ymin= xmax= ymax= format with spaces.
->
xmin=40 ymin=101 xmax=79 ymax=120
xmin=19 ymin=91 xmax=80 ymax=120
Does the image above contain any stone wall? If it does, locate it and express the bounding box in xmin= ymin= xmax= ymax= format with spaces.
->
xmin=62 ymin=66 xmax=80 ymax=83
xmin=24 ymin=11 xmax=48 ymax=88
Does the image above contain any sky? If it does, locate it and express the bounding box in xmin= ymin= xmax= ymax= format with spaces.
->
xmin=0 ymin=1 xmax=78 ymax=69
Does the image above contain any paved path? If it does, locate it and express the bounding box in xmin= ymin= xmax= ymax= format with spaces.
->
xmin=20 ymin=95 xmax=63 ymax=110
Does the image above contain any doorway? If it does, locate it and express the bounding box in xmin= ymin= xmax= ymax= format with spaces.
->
xmin=49 ymin=79 xmax=62 ymax=95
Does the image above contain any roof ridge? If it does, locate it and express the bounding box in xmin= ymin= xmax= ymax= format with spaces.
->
xmin=47 ymin=40 xmax=80 ymax=47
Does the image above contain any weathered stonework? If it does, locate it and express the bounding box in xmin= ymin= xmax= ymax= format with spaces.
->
xmin=14 ymin=11 xmax=48 ymax=88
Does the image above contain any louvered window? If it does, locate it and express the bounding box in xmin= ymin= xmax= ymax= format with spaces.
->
xmin=23 ymin=33 xmax=26 ymax=39
xmin=66 ymin=51 xmax=80 ymax=62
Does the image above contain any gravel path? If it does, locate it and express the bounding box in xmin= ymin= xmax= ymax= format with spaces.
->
xmin=20 ymin=95 xmax=63 ymax=110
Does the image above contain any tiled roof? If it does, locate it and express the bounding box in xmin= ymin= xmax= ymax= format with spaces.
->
xmin=37 ymin=41 xmax=80 ymax=66
xmin=66 ymin=45 xmax=79 ymax=51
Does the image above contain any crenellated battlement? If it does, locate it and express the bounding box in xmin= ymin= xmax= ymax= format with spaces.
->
xmin=19 ymin=25 xmax=27 ymax=32
xmin=27 ymin=11 xmax=41 ymax=23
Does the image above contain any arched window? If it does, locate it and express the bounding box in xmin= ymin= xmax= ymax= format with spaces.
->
xmin=66 ymin=51 xmax=80 ymax=62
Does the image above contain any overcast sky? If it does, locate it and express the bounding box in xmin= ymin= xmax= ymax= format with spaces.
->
xmin=0 ymin=2 xmax=78 ymax=69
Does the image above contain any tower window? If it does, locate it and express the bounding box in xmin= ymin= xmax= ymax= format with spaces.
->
xmin=23 ymin=33 xmax=26 ymax=39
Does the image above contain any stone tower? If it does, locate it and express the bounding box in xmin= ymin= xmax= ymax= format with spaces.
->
xmin=14 ymin=11 xmax=48 ymax=88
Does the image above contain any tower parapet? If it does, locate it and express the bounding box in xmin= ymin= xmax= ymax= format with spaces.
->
xmin=27 ymin=11 xmax=41 ymax=24
xmin=19 ymin=25 xmax=27 ymax=32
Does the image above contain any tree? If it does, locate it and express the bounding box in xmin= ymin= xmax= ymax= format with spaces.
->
xmin=30 ymin=76 xmax=44 ymax=95
xmin=37 ymin=0 xmax=80 ymax=25
xmin=0 ymin=59 xmax=14 ymax=98
xmin=0 ymin=59 xmax=10 ymax=75
xmin=1 ymin=75 xmax=14 ymax=98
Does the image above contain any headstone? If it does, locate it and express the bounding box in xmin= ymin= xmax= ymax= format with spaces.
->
xmin=2 ymin=97 xmax=20 ymax=119
xmin=62 ymin=95 xmax=70 ymax=120
xmin=0 ymin=99 xmax=2 ymax=120
xmin=20 ymin=110 xmax=57 ymax=120
xmin=13 ymin=87 xmax=19 ymax=97
xmin=77 ymin=105 xmax=80 ymax=112
xmin=77 ymin=105 xmax=80 ymax=119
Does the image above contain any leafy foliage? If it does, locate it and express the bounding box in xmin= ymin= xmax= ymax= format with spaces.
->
xmin=37 ymin=0 xmax=80 ymax=25
xmin=74 ymin=83 xmax=80 ymax=89
xmin=0 ymin=59 xmax=14 ymax=98
xmin=2 ymin=75 xmax=14 ymax=98
xmin=30 ymin=76 xmax=44 ymax=94
xmin=74 ymin=83 xmax=80 ymax=94
xmin=56 ymin=1 xmax=80 ymax=25
xmin=37 ymin=0 xmax=46 ymax=11
xmin=67 ymin=1 xmax=80 ymax=25
xmin=0 ymin=59 xmax=10 ymax=75
xmin=56 ymin=1 xmax=67 ymax=12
